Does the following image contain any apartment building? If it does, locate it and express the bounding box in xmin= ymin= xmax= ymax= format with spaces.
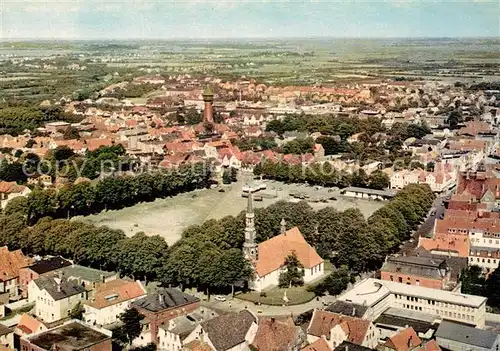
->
xmin=337 ymin=278 xmax=487 ymax=328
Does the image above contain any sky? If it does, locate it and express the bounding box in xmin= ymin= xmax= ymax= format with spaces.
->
xmin=1 ymin=0 xmax=499 ymax=39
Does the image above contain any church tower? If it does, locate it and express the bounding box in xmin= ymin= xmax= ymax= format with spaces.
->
xmin=243 ymin=190 xmax=258 ymax=261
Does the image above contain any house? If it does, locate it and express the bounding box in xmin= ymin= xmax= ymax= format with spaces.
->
xmin=333 ymin=341 xmax=371 ymax=351
xmin=157 ymin=307 xmax=219 ymax=351
xmin=380 ymin=327 xmax=430 ymax=351
xmin=20 ymin=320 xmax=112 ymax=351
xmin=183 ymin=310 xmax=258 ymax=351
xmin=19 ymin=256 xmax=72 ymax=298
xmin=132 ymin=289 xmax=201 ymax=346
xmin=435 ymin=320 xmax=499 ymax=351
xmin=0 ymin=247 xmax=32 ymax=300
xmin=325 ymin=301 xmax=371 ymax=320
xmin=337 ymin=278 xmax=487 ymax=328
xmin=83 ymin=279 xmax=146 ymax=326
xmin=14 ymin=313 xmax=47 ymax=337
xmin=49 ymin=264 xmax=117 ymax=292
xmin=301 ymin=338 xmax=331 ymax=351
xmin=306 ymin=310 xmax=377 ymax=350
xmin=0 ymin=182 xmax=31 ymax=209
xmin=380 ymin=255 xmax=452 ymax=290
xmin=252 ymin=317 xmax=306 ymax=351
xmin=28 ymin=276 xmax=87 ymax=323
xmin=0 ymin=325 xmax=14 ymax=349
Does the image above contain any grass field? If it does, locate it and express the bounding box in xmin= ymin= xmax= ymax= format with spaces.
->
xmin=236 ymin=286 xmax=316 ymax=306
xmin=77 ymin=178 xmax=385 ymax=245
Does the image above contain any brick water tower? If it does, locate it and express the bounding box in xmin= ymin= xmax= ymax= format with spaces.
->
xmin=202 ymin=85 xmax=215 ymax=126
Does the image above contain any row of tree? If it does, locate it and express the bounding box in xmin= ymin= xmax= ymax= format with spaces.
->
xmin=461 ymin=265 xmax=500 ymax=310
xmin=0 ymin=181 xmax=433 ymax=296
xmin=27 ymin=162 xmax=212 ymax=223
xmin=253 ymin=160 xmax=390 ymax=190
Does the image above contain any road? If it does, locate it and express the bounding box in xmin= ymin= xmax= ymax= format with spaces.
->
xmin=399 ymin=194 xmax=447 ymax=255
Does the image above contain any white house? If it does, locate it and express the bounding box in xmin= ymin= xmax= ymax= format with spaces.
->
xmin=83 ymin=279 xmax=146 ymax=327
xmin=28 ymin=276 xmax=87 ymax=323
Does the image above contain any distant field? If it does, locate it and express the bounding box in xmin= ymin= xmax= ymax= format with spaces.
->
xmin=77 ymin=179 xmax=385 ymax=245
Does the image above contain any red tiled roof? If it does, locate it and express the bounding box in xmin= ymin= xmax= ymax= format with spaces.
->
xmin=0 ymin=247 xmax=31 ymax=282
xmin=301 ymin=338 xmax=330 ymax=351
xmin=417 ymin=235 xmax=469 ymax=257
xmin=89 ymin=279 xmax=146 ymax=309
xmin=256 ymin=227 xmax=323 ymax=277
xmin=85 ymin=138 xmax=113 ymax=151
xmin=252 ymin=317 xmax=301 ymax=351
xmin=307 ymin=310 xmax=370 ymax=345
xmin=384 ymin=327 xmax=422 ymax=351
xmin=15 ymin=314 xmax=46 ymax=335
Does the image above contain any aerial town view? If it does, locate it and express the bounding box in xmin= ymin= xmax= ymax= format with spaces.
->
xmin=0 ymin=1 xmax=499 ymax=350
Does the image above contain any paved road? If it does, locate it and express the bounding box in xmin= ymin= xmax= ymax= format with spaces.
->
xmin=399 ymin=194 xmax=448 ymax=254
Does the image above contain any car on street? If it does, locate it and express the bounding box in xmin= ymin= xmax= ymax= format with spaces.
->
xmin=214 ymin=295 xmax=227 ymax=302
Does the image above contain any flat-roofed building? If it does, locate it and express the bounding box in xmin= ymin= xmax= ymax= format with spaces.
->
xmin=337 ymin=278 xmax=487 ymax=328
xmin=20 ymin=320 xmax=112 ymax=351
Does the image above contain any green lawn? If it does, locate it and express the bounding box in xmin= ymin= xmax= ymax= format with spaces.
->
xmin=237 ymin=286 xmax=316 ymax=306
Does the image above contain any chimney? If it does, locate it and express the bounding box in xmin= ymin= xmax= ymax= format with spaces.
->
xmin=344 ymin=345 xmax=348 ymax=351
xmin=408 ymin=335 xmax=413 ymax=348
xmin=100 ymin=274 xmax=105 ymax=283
xmin=352 ymin=308 xmax=356 ymax=316
xmin=159 ymin=293 xmax=164 ymax=305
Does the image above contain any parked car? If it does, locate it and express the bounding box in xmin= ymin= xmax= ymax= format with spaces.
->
xmin=214 ymin=295 xmax=227 ymax=302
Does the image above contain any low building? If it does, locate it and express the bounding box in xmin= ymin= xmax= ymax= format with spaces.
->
xmin=0 ymin=181 xmax=31 ymax=209
xmin=14 ymin=313 xmax=47 ymax=337
xmin=20 ymin=320 xmax=112 ymax=351
xmin=50 ymin=264 xmax=117 ymax=293
xmin=306 ymin=310 xmax=378 ymax=350
xmin=340 ymin=187 xmax=395 ymax=201
xmin=157 ymin=307 xmax=219 ymax=351
xmin=19 ymin=256 xmax=72 ymax=298
xmin=83 ymin=279 xmax=146 ymax=327
xmin=337 ymin=278 xmax=487 ymax=328
xmin=380 ymin=255 xmax=452 ymax=290
xmin=132 ymin=289 xmax=201 ymax=346
xmin=435 ymin=320 xmax=500 ymax=351
xmin=0 ymin=247 xmax=32 ymax=300
xmin=28 ymin=276 xmax=87 ymax=324
xmin=252 ymin=317 xmax=306 ymax=351
xmin=183 ymin=310 xmax=258 ymax=351
xmin=301 ymin=338 xmax=331 ymax=351
xmin=374 ymin=307 xmax=439 ymax=341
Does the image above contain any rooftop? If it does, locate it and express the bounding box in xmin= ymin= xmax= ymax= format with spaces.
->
xmin=338 ymin=278 xmax=486 ymax=308
xmin=325 ymin=300 xmax=368 ymax=318
xmin=341 ymin=186 xmax=396 ymax=198
xmin=53 ymin=265 xmax=115 ymax=283
xmin=201 ymin=310 xmax=256 ymax=351
xmin=88 ymin=279 xmax=146 ymax=309
xmin=160 ymin=307 xmax=218 ymax=340
xmin=33 ymin=276 xmax=86 ymax=301
xmin=26 ymin=320 xmax=111 ymax=351
xmin=27 ymin=256 xmax=72 ymax=275
xmin=132 ymin=288 xmax=199 ymax=313
xmin=435 ymin=320 xmax=499 ymax=349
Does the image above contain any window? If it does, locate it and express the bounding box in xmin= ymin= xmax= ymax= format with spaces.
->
xmin=390 ymin=275 xmax=394 ymax=281
xmin=399 ymin=277 xmax=403 ymax=283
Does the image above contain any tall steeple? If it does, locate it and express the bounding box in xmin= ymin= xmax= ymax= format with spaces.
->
xmin=243 ymin=190 xmax=258 ymax=261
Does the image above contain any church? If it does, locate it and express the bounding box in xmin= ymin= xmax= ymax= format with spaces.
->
xmin=243 ymin=191 xmax=325 ymax=291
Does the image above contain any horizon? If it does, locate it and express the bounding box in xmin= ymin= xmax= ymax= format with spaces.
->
xmin=2 ymin=0 xmax=499 ymax=40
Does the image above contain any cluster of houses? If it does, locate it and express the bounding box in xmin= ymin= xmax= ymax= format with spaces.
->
xmin=1 ymin=244 xmax=499 ymax=351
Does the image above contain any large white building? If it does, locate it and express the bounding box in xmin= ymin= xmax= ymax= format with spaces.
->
xmin=338 ymin=278 xmax=487 ymax=328
xmin=468 ymin=228 xmax=500 ymax=273
xmin=28 ymin=276 xmax=87 ymax=323
xmin=83 ymin=279 xmax=146 ymax=327
xmin=390 ymin=162 xmax=456 ymax=193
xmin=243 ymin=193 xmax=324 ymax=291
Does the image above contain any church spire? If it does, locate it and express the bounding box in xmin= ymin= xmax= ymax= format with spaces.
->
xmin=243 ymin=190 xmax=258 ymax=261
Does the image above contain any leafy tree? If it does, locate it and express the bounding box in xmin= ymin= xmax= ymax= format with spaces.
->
xmin=310 ymin=265 xmax=350 ymax=296
xmin=25 ymin=139 xmax=36 ymax=148
xmin=185 ymin=107 xmax=202 ymax=125
xmin=114 ymin=308 xmax=144 ymax=345
xmin=130 ymin=344 xmax=157 ymax=351
xmin=70 ymin=302 xmax=84 ymax=320
xmin=485 ymin=266 xmax=500 ymax=309
xmin=278 ymin=252 xmax=304 ymax=288
xmin=50 ymin=146 xmax=75 ymax=162
xmin=461 ymin=265 xmax=485 ymax=296
xmin=368 ymin=170 xmax=390 ymax=190
xmin=222 ymin=169 xmax=231 ymax=184
xmin=63 ymin=126 xmax=80 ymax=140
xmin=0 ymin=160 xmax=27 ymax=183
